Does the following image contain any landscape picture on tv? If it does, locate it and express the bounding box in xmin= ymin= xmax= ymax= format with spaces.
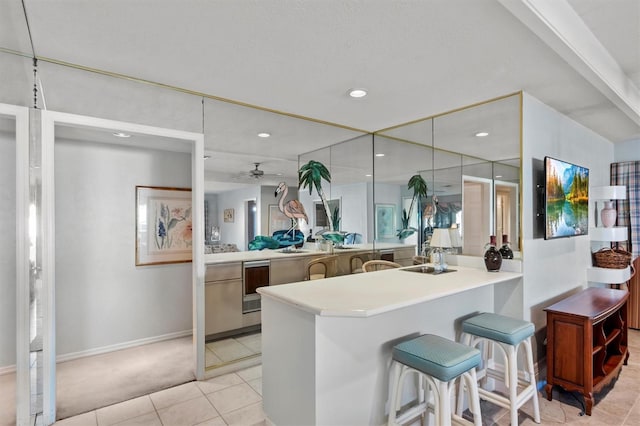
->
xmin=545 ymin=156 xmax=589 ymax=239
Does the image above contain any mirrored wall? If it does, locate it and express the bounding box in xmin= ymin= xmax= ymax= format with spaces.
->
xmin=201 ymin=92 xmax=522 ymax=372
xmin=375 ymin=93 xmax=522 ymax=257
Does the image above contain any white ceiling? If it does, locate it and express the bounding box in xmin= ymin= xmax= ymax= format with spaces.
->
xmin=1 ymin=0 xmax=639 ymax=192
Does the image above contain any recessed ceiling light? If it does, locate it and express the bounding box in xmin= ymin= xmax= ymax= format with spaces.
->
xmin=113 ymin=132 xmax=131 ymax=138
xmin=475 ymin=131 xmax=489 ymax=137
xmin=495 ymin=175 xmax=502 ymax=178
xmin=365 ymin=174 xmax=372 ymax=177
xmin=375 ymin=153 xmax=385 ymax=157
xmin=348 ymin=88 xmax=367 ymax=98
xmin=257 ymin=132 xmax=271 ymax=138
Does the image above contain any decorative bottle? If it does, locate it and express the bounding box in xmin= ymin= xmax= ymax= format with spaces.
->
xmin=499 ymin=234 xmax=514 ymax=260
xmin=484 ymin=235 xmax=503 ymax=272
xmin=600 ymin=201 xmax=617 ymax=228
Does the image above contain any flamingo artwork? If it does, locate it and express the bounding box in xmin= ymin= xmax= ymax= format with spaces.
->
xmin=275 ymin=182 xmax=308 ymax=236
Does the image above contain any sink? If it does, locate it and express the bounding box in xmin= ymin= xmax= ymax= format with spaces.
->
xmin=278 ymin=248 xmax=308 ymax=254
xmin=401 ymin=266 xmax=456 ymax=274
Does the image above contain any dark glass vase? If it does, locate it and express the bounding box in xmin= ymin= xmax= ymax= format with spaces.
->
xmin=484 ymin=235 xmax=503 ymax=272
xmin=499 ymin=234 xmax=514 ymax=260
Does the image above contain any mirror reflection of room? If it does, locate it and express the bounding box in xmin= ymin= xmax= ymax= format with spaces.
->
xmin=201 ymin=93 xmax=522 ymax=372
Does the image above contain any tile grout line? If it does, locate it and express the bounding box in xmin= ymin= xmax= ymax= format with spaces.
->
xmin=621 ymin=388 xmax=640 ymax=425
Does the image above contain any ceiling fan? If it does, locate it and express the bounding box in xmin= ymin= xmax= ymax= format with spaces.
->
xmin=232 ymin=162 xmax=282 ymax=181
xmin=249 ymin=162 xmax=265 ymax=179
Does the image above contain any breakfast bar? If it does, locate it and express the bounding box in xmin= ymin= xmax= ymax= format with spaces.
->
xmin=257 ymin=263 xmax=524 ymax=425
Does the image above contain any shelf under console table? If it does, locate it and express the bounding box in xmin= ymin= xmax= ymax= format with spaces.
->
xmin=544 ymin=287 xmax=629 ymax=415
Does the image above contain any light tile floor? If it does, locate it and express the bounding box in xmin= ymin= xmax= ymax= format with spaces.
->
xmin=205 ymin=332 xmax=261 ymax=369
xmin=50 ymin=329 xmax=640 ymax=425
xmin=54 ymin=365 xmax=264 ymax=426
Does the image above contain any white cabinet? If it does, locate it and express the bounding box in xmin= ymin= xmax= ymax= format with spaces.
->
xmin=587 ymin=185 xmax=631 ymax=284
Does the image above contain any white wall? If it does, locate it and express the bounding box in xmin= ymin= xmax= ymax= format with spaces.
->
xmin=55 ymin=139 xmax=192 ymax=355
xmin=614 ymin=138 xmax=640 ymax=162
xmin=216 ymin=186 xmax=260 ymax=250
xmin=521 ymin=93 xmax=614 ymax=359
xmin=299 ymin=182 xmax=374 ymax=242
xmin=329 ymin=183 xmax=369 ymax=240
xmin=0 ymin=130 xmax=16 ymax=368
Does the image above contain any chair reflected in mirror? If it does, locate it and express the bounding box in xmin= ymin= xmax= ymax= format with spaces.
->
xmin=306 ymin=255 xmax=339 ymax=280
xmin=350 ymin=252 xmax=375 ymax=274
xmin=362 ymin=260 xmax=402 ymax=272
xmin=412 ymin=255 xmax=429 ymax=265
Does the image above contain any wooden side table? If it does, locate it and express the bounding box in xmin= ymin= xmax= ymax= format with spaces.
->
xmin=544 ymin=287 xmax=629 ymax=415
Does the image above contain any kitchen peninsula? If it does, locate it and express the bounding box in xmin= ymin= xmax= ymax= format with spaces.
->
xmin=257 ymin=262 xmax=523 ymax=425
xmin=203 ymin=243 xmax=415 ymax=337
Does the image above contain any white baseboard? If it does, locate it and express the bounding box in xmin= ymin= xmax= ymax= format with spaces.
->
xmin=56 ymin=329 xmax=193 ymax=364
xmin=0 ymin=364 xmax=16 ymax=376
xmin=0 ymin=329 xmax=193 ymax=376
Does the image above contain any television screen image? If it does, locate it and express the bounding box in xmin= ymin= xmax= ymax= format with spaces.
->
xmin=545 ymin=156 xmax=589 ymax=239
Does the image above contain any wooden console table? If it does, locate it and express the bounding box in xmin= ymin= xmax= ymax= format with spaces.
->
xmin=544 ymin=287 xmax=629 ymax=415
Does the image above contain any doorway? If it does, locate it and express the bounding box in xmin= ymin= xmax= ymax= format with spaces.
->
xmin=246 ymin=199 xmax=257 ymax=248
xmin=0 ymin=104 xmax=29 ymax=426
xmin=462 ymin=176 xmax=493 ymax=256
xmin=37 ymin=111 xmax=204 ymax=423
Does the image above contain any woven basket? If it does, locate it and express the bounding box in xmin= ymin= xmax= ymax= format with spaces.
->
xmin=592 ymin=247 xmax=632 ymax=269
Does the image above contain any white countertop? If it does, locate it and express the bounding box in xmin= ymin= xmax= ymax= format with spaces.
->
xmin=257 ymin=265 xmax=522 ymax=317
xmin=203 ymin=242 xmax=412 ymax=264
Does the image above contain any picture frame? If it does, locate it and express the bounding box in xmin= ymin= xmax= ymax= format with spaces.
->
xmin=136 ymin=186 xmax=192 ymax=266
xmin=375 ymin=203 xmax=396 ymax=239
xmin=402 ymin=196 xmax=418 ymax=229
xmin=314 ymin=198 xmax=341 ymax=229
xmin=223 ymin=208 xmax=235 ymax=223
xmin=268 ymin=204 xmax=291 ymax=235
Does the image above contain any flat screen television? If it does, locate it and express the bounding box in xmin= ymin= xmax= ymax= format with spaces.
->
xmin=544 ymin=156 xmax=589 ymax=239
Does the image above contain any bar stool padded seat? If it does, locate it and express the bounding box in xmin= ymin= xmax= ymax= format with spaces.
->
xmin=459 ymin=313 xmax=541 ymax=425
xmin=462 ymin=312 xmax=534 ymax=345
xmin=393 ymin=334 xmax=481 ymax=382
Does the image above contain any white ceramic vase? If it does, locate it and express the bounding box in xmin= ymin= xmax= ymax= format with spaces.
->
xmin=600 ymin=201 xmax=617 ymax=228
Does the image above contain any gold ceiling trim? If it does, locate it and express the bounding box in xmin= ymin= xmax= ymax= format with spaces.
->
xmin=0 ymin=46 xmax=32 ymax=58
xmin=0 ymin=47 xmax=369 ymax=135
xmin=374 ymin=91 xmax=523 ymax=134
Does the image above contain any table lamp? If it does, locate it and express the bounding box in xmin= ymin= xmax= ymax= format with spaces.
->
xmin=448 ymin=228 xmax=462 ymax=254
xmin=430 ymin=228 xmax=452 ymax=272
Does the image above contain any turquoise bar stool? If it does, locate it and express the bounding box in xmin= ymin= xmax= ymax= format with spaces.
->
xmin=387 ymin=334 xmax=482 ymax=426
xmin=458 ymin=313 xmax=541 ymax=425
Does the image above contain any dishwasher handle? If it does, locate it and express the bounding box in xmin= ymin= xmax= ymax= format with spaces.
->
xmin=244 ymin=260 xmax=270 ymax=268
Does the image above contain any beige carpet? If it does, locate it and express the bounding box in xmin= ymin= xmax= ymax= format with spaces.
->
xmin=56 ymin=336 xmax=194 ymax=421
xmin=0 ymin=372 xmax=16 ymax=426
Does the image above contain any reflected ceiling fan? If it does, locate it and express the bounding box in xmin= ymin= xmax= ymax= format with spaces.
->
xmin=233 ymin=162 xmax=282 ymax=181
xmin=249 ymin=162 xmax=265 ymax=179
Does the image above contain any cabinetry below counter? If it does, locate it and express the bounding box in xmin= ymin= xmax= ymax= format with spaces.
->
xmin=544 ymin=287 xmax=629 ymax=415
xmin=205 ymin=262 xmax=243 ymax=336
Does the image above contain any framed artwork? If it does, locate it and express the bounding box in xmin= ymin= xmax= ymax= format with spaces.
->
xmin=268 ymin=204 xmax=291 ymax=235
xmin=402 ymin=196 xmax=418 ymax=229
xmin=223 ymin=208 xmax=235 ymax=223
xmin=136 ymin=186 xmax=192 ymax=266
xmin=314 ymin=199 xmax=341 ymax=228
xmin=375 ymin=203 xmax=396 ymax=239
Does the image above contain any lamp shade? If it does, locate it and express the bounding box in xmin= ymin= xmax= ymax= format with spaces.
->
xmin=430 ymin=228 xmax=452 ymax=248
xmin=590 ymin=185 xmax=626 ymax=200
xmin=448 ymin=228 xmax=462 ymax=247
